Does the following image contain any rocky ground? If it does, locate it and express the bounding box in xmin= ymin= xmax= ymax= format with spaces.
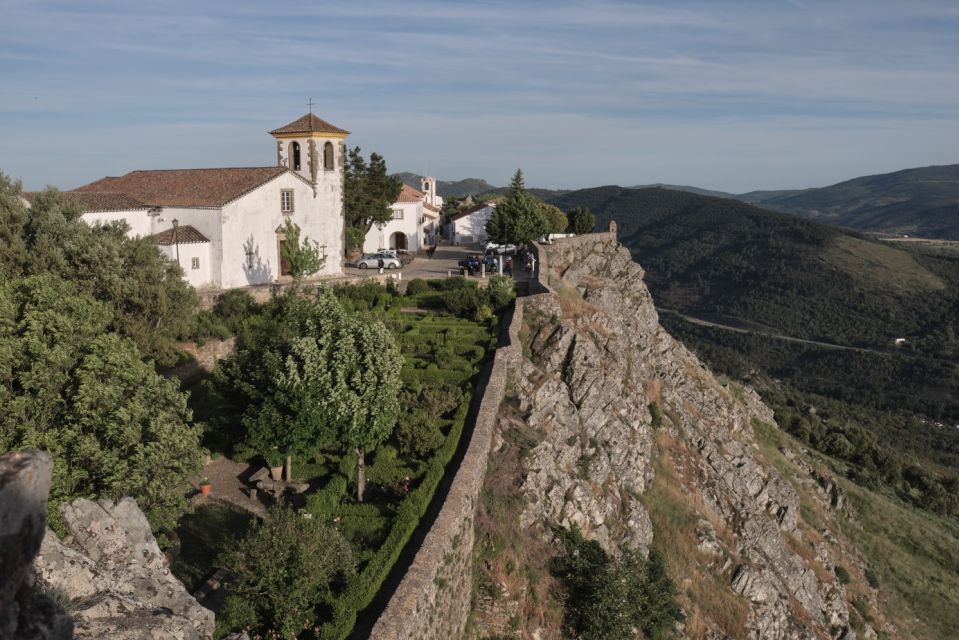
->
xmin=470 ymin=236 xmax=886 ymax=639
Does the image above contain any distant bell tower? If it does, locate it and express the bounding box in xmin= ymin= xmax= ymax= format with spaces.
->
xmin=269 ymin=111 xmax=350 ymax=197
xmin=421 ymin=176 xmax=438 ymax=206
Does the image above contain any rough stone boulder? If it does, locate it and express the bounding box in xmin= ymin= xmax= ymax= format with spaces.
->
xmin=0 ymin=450 xmax=74 ymax=640
xmin=34 ymin=498 xmax=214 ymax=640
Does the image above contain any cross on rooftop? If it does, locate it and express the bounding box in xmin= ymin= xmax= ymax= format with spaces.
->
xmin=307 ymin=97 xmax=314 ymax=113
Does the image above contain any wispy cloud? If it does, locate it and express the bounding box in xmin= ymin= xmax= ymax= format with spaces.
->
xmin=1 ymin=0 xmax=957 ymax=190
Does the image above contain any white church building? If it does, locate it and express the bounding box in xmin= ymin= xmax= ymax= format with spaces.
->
xmin=37 ymin=113 xmax=349 ymax=291
xmin=363 ymin=177 xmax=443 ymax=254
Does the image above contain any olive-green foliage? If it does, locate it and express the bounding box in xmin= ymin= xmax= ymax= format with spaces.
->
xmin=649 ymin=401 xmax=663 ymax=429
xmin=536 ymin=201 xmax=569 ymax=234
xmin=566 ymin=206 xmax=596 ymax=234
xmin=395 ymin=384 xmax=463 ymax=457
xmin=279 ymin=217 xmax=326 ymax=281
xmin=183 ymin=290 xmax=261 ymax=343
xmin=212 ymin=288 xmax=404 ymax=467
xmin=486 ymin=170 xmax=549 ymax=245
xmin=0 ymin=173 xmax=197 ymax=367
xmin=835 ymin=565 xmax=851 ymax=585
xmin=406 ymin=278 xmax=431 ymax=296
xmin=442 ymin=278 xmax=491 ymax=320
xmin=0 ymin=275 xmax=203 ymax=533
xmin=440 ymin=275 xmax=514 ymax=321
xmin=487 ymin=274 xmax=517 ymax=310
xmin=552 ymin=526 xmax=683 ymax=640
xmin=219 ymin=505 xmax=355 ymax=638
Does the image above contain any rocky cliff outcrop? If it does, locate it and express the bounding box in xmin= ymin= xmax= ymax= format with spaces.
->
xmin=0 ymin=451 xmax=74 ymax=640
xmin=471 ymin=235 xmax=868 ymax=639
xmin=34 ymin=498 xmax=214 ymax=640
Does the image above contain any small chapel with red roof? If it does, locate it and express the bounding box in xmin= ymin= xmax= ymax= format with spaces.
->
xmin=34 ymin=113 xmax=350 ymax=290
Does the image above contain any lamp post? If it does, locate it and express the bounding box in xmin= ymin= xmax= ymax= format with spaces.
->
xmin=172 ymin=218 xmax=181 ymax=268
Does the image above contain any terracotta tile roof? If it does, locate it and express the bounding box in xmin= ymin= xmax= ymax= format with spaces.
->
xmin=73 ymin=167 xmax=288 ymax=208
xmin=448 ymin=202 xmax=495 ymax=221
xmin=396 ymin=183 xmax=425 ymax=203
xmin=423 ymin=202 xmax=442 ymax=213
xmin=269 ymin=113 xmax=350 ymax=136
xmin=149 ymin=224 xmax=210 ymax=245
xmin=20 ymin=190 xmax=148 ymax=212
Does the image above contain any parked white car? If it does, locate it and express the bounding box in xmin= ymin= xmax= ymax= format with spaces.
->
xmin=483 ymin=242 xmax=517 ymax=255
xmin=351 ymin=254 xmax=401 ymax=270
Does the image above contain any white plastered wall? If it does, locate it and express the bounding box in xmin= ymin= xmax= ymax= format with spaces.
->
xmin=363 ymin=201 xmax=421 ymax=253
xmin=158 ymin=242 xmax=213 ymax=290
xmin=219 ymin=172 xmax=344 ymax=289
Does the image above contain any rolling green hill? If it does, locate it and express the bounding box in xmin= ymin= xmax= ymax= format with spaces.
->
xmin=394 ymin=172 xmax=497 ymax=198
xmin=744 ymin=165 xmax=959 ymax=239
xmin=546 ymin=186 xmax=959 ymax=356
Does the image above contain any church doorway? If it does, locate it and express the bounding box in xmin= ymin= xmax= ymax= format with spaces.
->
xmin=389 ymin=232 xmax=408 ymax=251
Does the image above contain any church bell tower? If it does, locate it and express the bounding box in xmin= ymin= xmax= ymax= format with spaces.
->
xmin=269 ymin=112 xmax=350 ymax=196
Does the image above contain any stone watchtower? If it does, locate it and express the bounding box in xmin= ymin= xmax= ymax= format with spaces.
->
xmin=269 ymin=113 xmax=350 ymax=197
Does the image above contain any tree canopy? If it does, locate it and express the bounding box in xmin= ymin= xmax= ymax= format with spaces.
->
xmin=219 ymin=504 xmax=355 ymax=638
xmin=343 ymin=148 xmax=403 ymax=251
xmin=212 ymin=288 xmax=404 ymax=500
xmin=537 ymin=201 xmax=569 ymax=234
xmin=0 ymin=173 xmax=197 ymax=367
xmin=0 ymin=274 xmax=203 ymax=532
xmin=485 ymin=169 xmax=549 ymax=245
xmin=566 ymin=206 xmax=596 ymax=235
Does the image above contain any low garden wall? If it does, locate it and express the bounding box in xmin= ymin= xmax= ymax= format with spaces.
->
xmin=367 ymin=295 xmax=526 ymax=640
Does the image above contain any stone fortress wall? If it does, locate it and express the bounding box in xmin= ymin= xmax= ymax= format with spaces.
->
xmin=368 ymin=227 xmax=618 ymax=640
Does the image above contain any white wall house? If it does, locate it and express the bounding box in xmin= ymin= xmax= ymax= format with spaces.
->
xmin=363 ymin=177 xmax=443 ymax=254
xmin=29 ymin=114 xmax=348 ymax=291
xmin=447 ymin=202 xmax=496 ymax=245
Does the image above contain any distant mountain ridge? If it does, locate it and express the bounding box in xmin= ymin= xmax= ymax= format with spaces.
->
xmin=743 ymin=164 xmax=959 ymax=239
xmin=403 ymin=164 xmax=959 ymax=239
xmin=393 ymin=172 xmax=497 ymax=199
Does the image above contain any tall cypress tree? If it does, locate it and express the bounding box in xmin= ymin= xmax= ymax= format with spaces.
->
xmin=485 ymin=169 xmax=548 ymax=245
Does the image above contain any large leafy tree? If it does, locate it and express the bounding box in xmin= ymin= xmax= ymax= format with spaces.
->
xmin=219 ymin=504 xmax=355 ymax=638
xmin=0 ymin=274 xmax=203 ymax=532
xmin=485 ymin=169 xmax=549 ymax=245
xmin=343 ymin=148 xmax=403 ymax=251
xmin=213 ymin=288 xmax=403 ymax=501
xmin=0 ymin=173 xmax=197 ymax=367
xmin=566 ymin=206 xmax=596 ymax=235
xmin=536 ymin=200 xmax=569 ymax=234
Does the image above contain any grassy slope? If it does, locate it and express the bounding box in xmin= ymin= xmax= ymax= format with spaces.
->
xmin=752 ymin=420 xmax=959 ymax=640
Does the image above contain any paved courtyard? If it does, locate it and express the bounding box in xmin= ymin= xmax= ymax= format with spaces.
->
xmin=342 ymin=243 xmax=517 ymax=282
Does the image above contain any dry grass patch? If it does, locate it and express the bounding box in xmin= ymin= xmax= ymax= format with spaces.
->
xmin=641 ymin=430 xmax=750 ymax=639
xmin=555 ymin=280 xmax=598 ymax=319
xmin=471 ymin=399 xmax=563 ymax=638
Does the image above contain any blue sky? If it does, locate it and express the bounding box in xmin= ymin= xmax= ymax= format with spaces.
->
xmin=2 ymin=0 xmax=958 ymax=192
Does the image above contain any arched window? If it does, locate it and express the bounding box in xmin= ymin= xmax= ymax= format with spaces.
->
xmin=290 ymin=142 xmax=301 ymax=171
xmin=324 ymin=141 xmax=334 ymax=171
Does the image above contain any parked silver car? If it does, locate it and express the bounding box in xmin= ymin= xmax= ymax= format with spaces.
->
xmin=352 ymin=254 xmax=401 ymax=270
